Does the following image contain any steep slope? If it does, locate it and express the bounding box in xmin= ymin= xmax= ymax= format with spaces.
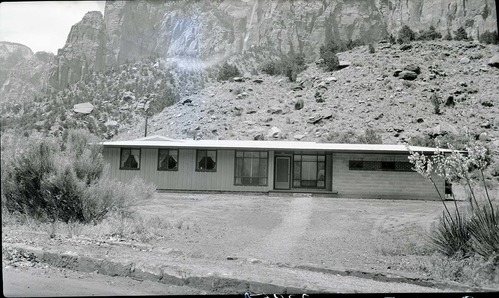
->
xmin=117 ymin=40 xmax=499 ymax=177
xmin=0 ymin=42 xmax=52 ymax=106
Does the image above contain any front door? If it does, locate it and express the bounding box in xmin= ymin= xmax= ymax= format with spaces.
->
xmin=274 ymin=156 xmax=291 ymax=190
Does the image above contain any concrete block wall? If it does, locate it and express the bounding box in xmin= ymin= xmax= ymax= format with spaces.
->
xmin=332 ymin=153 xmax=445 ymax=200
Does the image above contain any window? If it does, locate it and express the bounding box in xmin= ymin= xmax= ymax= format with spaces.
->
xmin=120 ymin=148 xmax=140 ymax=170
xmin=349 ymin=160 xmax=414 ymax=172
xmin=196 ymin=150 xmax=217 ymax=171
xmin=234 ymin=151 xmax=268 ymax=186
xmin=158 ymin=149 xmax=178 ymax=171
xmin=293 ymin=154 xmax=325 ymax=188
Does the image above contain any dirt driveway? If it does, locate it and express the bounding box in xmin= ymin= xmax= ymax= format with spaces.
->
xmin=4 ymin=193 xmax=473 ymax=293
xmin=135 ymin=193 xmax=452 ymax=274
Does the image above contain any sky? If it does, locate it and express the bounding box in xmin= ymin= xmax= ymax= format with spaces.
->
xmin=0 ymin=1 xmax=106 ymax=54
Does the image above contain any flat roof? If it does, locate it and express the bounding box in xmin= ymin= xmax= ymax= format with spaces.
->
xmin=102 ymin=135 xmax=452 ymax=154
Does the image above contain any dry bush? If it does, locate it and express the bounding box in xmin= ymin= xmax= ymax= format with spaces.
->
xmin=1 ymin=130 xmax=155 ymax=224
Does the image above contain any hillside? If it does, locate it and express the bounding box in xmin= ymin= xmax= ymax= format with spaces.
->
xmin=116 ymin=40 xmax=499 ymax=180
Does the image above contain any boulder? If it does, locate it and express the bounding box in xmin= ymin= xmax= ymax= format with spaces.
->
xmin=460 ymin=57 xmax=470 ymax=64
xmin=253 ymin=78 xmax=264 ymax=84
xmin=478 ymin=132 xmax=488 ymax=141
xmin=481 ymin=101 xmax=494 ymax=107
xmin=374 ymin=113 xmax=384 ymax=120
xmin=338 ymin=61 xmax=351 ymax=69
xmin=307 ymin=116 xmax=323 ymax=124
xmin=325 ymin=77 xmax=338 ymax=83
xmin=294 ymin=134 xmax=305 ymax=140
xmin=73 ymin=102 xmax=94 ymax=114
xmin=180 ymin=98 xmax=192 ymax=105
xmin=267 ymin=127 xmax=281 ymax=138
xmin=399 ymin=70 xmax=418 ymax=80
xmin=488 ymin=54 xmax=499 ymax=68
xmin=253 ymin=133 xmax=265 ymax=140
xmin=403 ymin=64 xmax=421 ymax=74
xmin=268 ymin=107 xmax=283 ymax=114
xmin=400 ymin=44 xmax=412 ymax=51
xmin=316 ymin=81 xmax=328 ymax=89
xmin=233 ymin=77 xmax=245 ymax=82
xmin=481 ymin=121 xmax=491 ymax=129
xmin=393 ymin=69 xmax=403 ymax=77
xmin=445 ymin=96 xmax=455 ymax=107
xmin=294 ymin=99 xmax=304 ymax=110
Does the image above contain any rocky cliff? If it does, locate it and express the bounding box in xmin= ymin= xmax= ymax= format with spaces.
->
xmin=48 ymin=0 xmax=497 ymax=90
xmin=0 ymin=42 xmax=52 ymax=106
xmin=48 ymin=11 xmax=115 ymax=89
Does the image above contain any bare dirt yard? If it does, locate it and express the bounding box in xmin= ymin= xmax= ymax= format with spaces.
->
xmin=3 ymin=192 xmax=497 ymax=294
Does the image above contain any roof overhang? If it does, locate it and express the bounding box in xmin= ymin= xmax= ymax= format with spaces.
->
xmin=101 ymin=135 xmax=454 ymax=154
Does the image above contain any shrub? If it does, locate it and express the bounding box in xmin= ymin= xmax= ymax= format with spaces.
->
xmin=430 ymin=92 xmax=441 ymax=114
xmin=408 ymin=140 xmax=498 ymax=259
xmin=368 ymin=43 xmax=375 ymax=53
xmin=358 ymin=128 xmax=383 ymax=144
xmin=260 ymin=53 xmax=306 ymax=82
xmin=319 ymin=40 xmax=340 ymax=71
xmin=454 ymin=26 xmax=468 ymax=41
xmin=326 ymin=128 xmax=382 ymax=144
xmin=417 ymin=25 xmax=442 ymax=40
xmin=217 ymin=61 xmax=241 ymax=81
xmin=430 ymin=208 xmax=471 ymax=257
xmin=260 ymin=60 xmax=281 ymax=76
xmin=479 ymin=30 xmax=499 ymax=44
xmin=397 ymin=25 xmax=416 ymax=44
xmin=389 ymin=34 xmax=396 ymax=44
xmin=1 ymin=130 xmax=155 ymax=223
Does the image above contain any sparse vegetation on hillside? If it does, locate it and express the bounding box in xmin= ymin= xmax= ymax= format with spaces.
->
xmin=326 ymin=128 xmax=383 ymax=144
xmin=217 ymin=61 xmax=242 ymax=81
xmin=319 ymin=40 xmax=340 ymax=71
xmin=479 ymin=30 xmax=499 ymax=44
xmin=454 ymin=26 xmax=469 ymax=41
xmin=417 ymin=25 xmax=442 ymax=41
xmin=397 ymin=25 xmax=416 ymax=44
xmin=260 ymin=53 xmax=307 ymax=82
xmin=1 ymin=57 xmax=177 ymax=139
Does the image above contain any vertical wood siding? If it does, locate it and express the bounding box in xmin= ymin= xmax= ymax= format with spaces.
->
xmin=332 ymin=153 xmax=445 ymax=200
xmin=103 ymin=147 xmax=274 ymax=192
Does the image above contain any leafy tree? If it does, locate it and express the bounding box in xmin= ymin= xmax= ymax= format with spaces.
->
xmin=319 ymin=40 xmax=340 ymax=71
xmin=217 ymin=61 xmax=241 ymax=81
xmin=454 ymin=26 xmax=469 ymax=41
xmin=397 ymin=25 xmax=416 ymax=44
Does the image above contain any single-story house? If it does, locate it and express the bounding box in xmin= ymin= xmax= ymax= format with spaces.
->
xmin=101 ymin=135 xmax=450 ymax=200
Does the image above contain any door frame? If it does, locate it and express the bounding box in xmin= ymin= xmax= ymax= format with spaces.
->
xmin=274 ymin=155 xmax=291 ymax=190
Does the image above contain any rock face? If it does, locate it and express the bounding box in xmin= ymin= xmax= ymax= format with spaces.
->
xmin=48 ymin=11 xmax=114 ymax=89
xmin=0 ymin=42 xmax=52 ymax=105
xmin=47 ymin=0 xmax=497 ymax=89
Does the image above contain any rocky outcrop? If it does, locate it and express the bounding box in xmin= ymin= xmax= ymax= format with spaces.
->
xmin=0 ymin=42 xmax=52 ymax=105
xmin=48 ymin=11 xmax=114 ymax=89
xmin=46 ymin=0 xmax=498 ymax=89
